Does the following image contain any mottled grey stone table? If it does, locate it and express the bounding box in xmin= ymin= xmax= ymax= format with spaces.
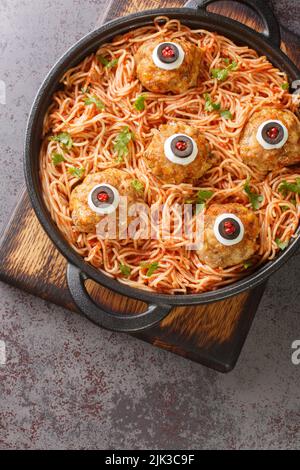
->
xmin=0 ymin=0 xmax=299 ymax=450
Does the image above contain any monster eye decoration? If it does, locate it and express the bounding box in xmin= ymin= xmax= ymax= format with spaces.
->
xmin=152 ymin=42 xmax=185 ymax=70
xmin=213 ymin=213 xmax=245 ymax=246
xmin=88 ymin=184 xmax=120 ymax=215
xmin=164 ymin=134 xmax=198 ymax=165
xmin=256 ymin=120 xmax=288 ymax=150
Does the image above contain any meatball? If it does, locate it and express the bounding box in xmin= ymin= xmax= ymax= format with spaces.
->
xmin=144 ymin=122 xmax=211 ymax=185
xmin=240 ymin=108 xmax=300 ymax=172
xmin=198 ymin=203 xmax=260 ymax=269
xmin=135 ymin=38 xmax=202 ymax=94
xmin=70 ymin=169 xmax=139 ymax=233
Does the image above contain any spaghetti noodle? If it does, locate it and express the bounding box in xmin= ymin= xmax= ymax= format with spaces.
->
xmin=40 ymin=17 xmax=300 ymax=294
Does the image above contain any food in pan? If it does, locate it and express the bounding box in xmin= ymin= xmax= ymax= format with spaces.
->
xmin=70 ymin=169 xmax=141 ymax=233
xmin=40 ymin=17 xmax=300 ymax=294
xmin=240 ymin=108 xmax=300 ymax=172
xmin=197 ymin=203 xmax=260 ymax=268
xmin=135 ymin=38 xmax=202 ymax=94
xmin=143 ymin=122 xmax=211 ymax=184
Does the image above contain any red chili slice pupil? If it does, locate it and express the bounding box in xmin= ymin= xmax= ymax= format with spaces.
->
xmin=97 ymin=191 xmax=109 ymax=202
xmin=175 ymin=140 xmax=187 ymax=151
xmin=224 ymin=221 xmax=236 ymax=235
xmin=162 ymin=46 xmax=175 ymax=58
xmin=267 ymin=126 xmax=279 ymax=139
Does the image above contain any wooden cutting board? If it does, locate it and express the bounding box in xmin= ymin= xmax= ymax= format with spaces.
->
xmin=0 ymin=0 xmax=299 ymax=372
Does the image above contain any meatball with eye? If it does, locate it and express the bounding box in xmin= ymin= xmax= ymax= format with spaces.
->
xmin=135 ymin=39 xmax=202 ymax=94
xmin=144 ymin=122 xmax=211 ymax=185
xmin=198 ymin=203 xmax=260 ymax=269
xmin=240 ymin=108 xmax=300 ymax=172
xmin=70 ymin=169 xmax=139 ymax=233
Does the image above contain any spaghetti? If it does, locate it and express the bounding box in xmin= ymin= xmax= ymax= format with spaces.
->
xmin=40 ymin=17 xmax=300 ymax=294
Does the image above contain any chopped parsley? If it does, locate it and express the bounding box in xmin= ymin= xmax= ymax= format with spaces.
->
xmin=204 ymin=93 xmax=221 ymax=112
xmin=204 ymin=94 xmax=232 ymax=119
xmin=278 ymin=179 xmax=300 ymax=196
xmin=81 ymin=86 xmax=90 ymax=94
xmin=275 ymin=238 xmax=289 ymax=251
xmin=211 ymin=60 xmax=238 ymax=82
xmin=244 ymin=178 xmax=263 ymax=210
xmin=141 ymin=262 xmax=159 ymax=277
xmin=134 ymin=94 xmax=146 ymax=112
xmin=68 ymin=167 xmax=84 ymax=178
xmin=220 ymin=110 xmax=233 ymax=120
xmin=120 ymin=264 xmax=131 ymax=277
xmin=52 ymin=153 xmax=65 ymax=165
xmin=49 ymin=132 xmax=73 ymax=149
xmin=131 ymin=179 xmax=144 ymax=193
xmin=114 ymin=126 xmax=134 ymax=161
xmin=196 ymin=189 xmax=214 ymax=204
xmin=281 ymin=82 xmax=289 ymax=90
xmin=84 ymin=95 xmax=105 ymax=111
xmin=243 ymin=261 xmax=253 ymax=269
xmin=97 ymin=55 xmax=118 ymax=69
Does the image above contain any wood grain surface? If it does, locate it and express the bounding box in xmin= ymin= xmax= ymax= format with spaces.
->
xmin=0 ymin=0 xmax=299 ymax=372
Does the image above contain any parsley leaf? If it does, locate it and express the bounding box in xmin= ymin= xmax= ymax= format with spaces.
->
xmin=97 ymin=55 xmax=118 ymax=68
xmin=81 ymin=86 xmax=90 ymax=94
xmin=52 ymin=153 xmax=65 ymax=165
xmin=84 ymin=96 xmax=105 ymax=111
xmin=212 ymin=68 xmax=229 ymax=81
xmin=220 ymin=110 xmax=233 ymax=120
xmin=68 ymin=167 xmax=84 ymax=178
xmin=275 ymin=238 xmax=289 ymax=251
xmin=281 ymin=82 xmax=289 ymax=90
xmin=211 ymin=61 xmax=238 ymax=81
xmin=197 ymin=189 xmax=214 ymax=204
xmin=114 ymin=126 xmax=134 ymax=161
xmin=204 ymin=93 xmax=220 ymax=112
xmin=243 ymin=261 xmax=253 ymax=269
xmin=141 ymin=262 xmax=159 ymax=277
xmin=204 ymin=94 xmax=232 ymax=119
xmin=244 ymin=178 xmax=263 ymax=210
xmin=120 ymin=264 xmax=131 ymax=277
xmin=131 ymin=179 xmax=144 ymax=193
xmin=49 ymin=132 xmax=73 ymax=149
xmin=134 ymin=95 xmax=146 ymax=112
xmin=278 ymin=179 xmax=300 ymax=196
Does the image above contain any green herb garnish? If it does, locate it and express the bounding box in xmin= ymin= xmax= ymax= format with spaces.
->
xmin=196 ymin=189 xmax=214 ymax=204
xmin=114 ymin=126 xmax=134 ymax=161
xmin=68 ymin=167 xmax=84 ymax=178
xmin=52 ymin=153 xmax=65 ymax=165
xmin=275 ymin=238 xmax=289 ymax=251
xmin=278 ymin=179 xmax=300 ymax=196
xmin=211 ymin=61 xmax=238 ymax=82
xmin=49 ymin=132 xmax=73 ymax=149
xmin=97 ymin=55 xmax=118 ymax=68
xmin=204 ymin=93 xmax=221 ymax=112
xmin=141 ymin=262 xmax=159 ymax=277
xmin=204 ymin=94 xmax=232 ymax=119
xmin=134 ymin=95 xmax=146 ymax=112
xmin=281 ymin=82 xmax=289 ymax=91
xmin=220 ymin=110 xmax=233 ymax=120
xmin=81 ymin=86 xmax=90 ymax=94
xmin=120 ymin=264 xmax=131 ymax=277
xmin=131 ymin=179 xmax=144 ymax=193
xmin=243 ymin=261 xmax=253 ymax=269
xmin=244 ymin=178 xmax=263 ymax=210
xmin=84 ymin=96 xmax=105 ymax=111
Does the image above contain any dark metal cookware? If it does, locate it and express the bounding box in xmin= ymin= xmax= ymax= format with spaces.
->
xmin=24 ymin=0 xmax=300 ymax=332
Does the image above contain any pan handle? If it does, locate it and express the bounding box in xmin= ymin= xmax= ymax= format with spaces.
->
xmin=185 ymin=0 xmax=281 ymax=48
xmin=66 ymin=263 xmax=172 ymax=333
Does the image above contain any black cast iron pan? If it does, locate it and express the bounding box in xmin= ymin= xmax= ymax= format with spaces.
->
xmin=24 ymin=0 xmax=300 ymax=333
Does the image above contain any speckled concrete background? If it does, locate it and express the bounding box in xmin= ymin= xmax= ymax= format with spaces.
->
xmin=0 ymin=0 xmax=299 ymax=450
